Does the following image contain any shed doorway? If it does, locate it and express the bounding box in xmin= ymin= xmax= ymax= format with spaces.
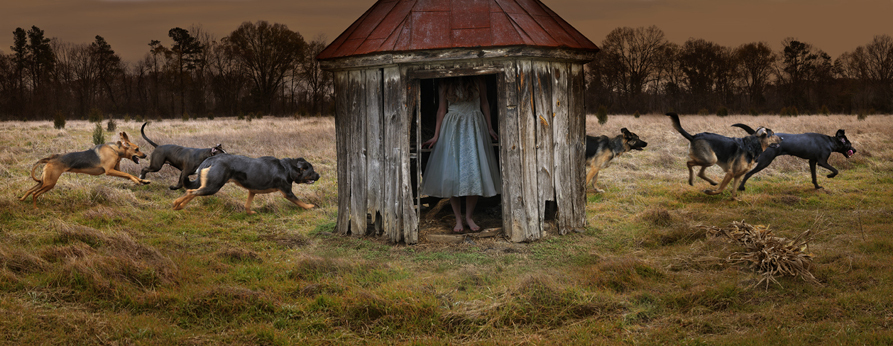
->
xmin=411 ymin=74 xmax=503 ymax=236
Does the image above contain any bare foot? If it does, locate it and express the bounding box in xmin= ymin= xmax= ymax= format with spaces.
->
xmin=466 ymin=218 xmax=480 ymax=232
xmin=453 ymin=221 xmax=464 ymax=233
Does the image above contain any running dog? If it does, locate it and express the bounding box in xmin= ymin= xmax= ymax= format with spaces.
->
xmin=139 ymin=122 xmax=226 ymax=190
xmin=666 ymin=113 xmax=782 ymax=198
xmin=172 ymin=154 xmax=319 ymax=214
xmin=584 ymin=128 xmax=648 ymax=192
xmin=731 ymin=123 xmax=856 ymax=190
xmin=20 ymin=132 xmax=149 ymax=208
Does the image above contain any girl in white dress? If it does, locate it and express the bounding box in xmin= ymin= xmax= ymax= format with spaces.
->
xmin=421 ymin=76 xmax=502 ymax=233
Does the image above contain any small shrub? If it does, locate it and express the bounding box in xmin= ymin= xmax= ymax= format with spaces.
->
xmin=749 ymin=108 xmax=759 ymax=116
xmin=820 ymin=105 xmax=830 ymax=115
xmin=716 ymin=106 xmax=729 ymax=117
xmin=123 ymin=114 xmax=131 ymax=122
xmin=596 ymin=105 xmax=608 ymax=125
xmin=53 ymin=111 xmax=66 ymax=129
xmin=92 ymin=123 xmax=105 ymax=145
xmin=633 ymin=111 xmax=640 ymax=118
xmin=698 ymin=108 xmax=709 ymax=116
xmin=106 ymin=118 xmax=116 ymax=132
xmin=237 ymin=112 xmax=245 ymax=120
xmin=181 ymin=112 xmax=190 ymax=121
xmin=88 ymin=108 xmax=103 ymax=123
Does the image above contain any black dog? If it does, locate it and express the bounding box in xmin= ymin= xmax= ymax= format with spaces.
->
xmin=139 ymin=122 xmax=226 ymax=190
xmin=584 ymin=128 xmax=648 ymax=192
xmin=172 ymin=154 xmax=319 ymax=214
xmin=667 ymin=113 xmax=781 ymax=198
xmin=731 ymin=124 xmax=856 ymax=190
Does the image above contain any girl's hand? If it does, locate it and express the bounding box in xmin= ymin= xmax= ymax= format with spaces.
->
xmin=488 ymin=128 xmax=499 ymax=142
xmin=422 ymin=136 xmax=438 ymax=148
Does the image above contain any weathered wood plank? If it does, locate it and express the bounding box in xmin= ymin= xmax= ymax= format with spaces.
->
xmin=320 ymin=47 xmax=599 ymax=71
xmin=401 ymin=73 xmax=419 ymax=244
xmin=533 ymin=60 xmax=554 ymax=213
xmin=383 ymin=66 xmax=402 ymax=243
xmin=334 ymin=71 xmax=351 ymax=235
xmin=348 ymin=70 xmax=368 ymax=237
xmin=499 ymin=60 xmax=524 ymax=241
xmin=570 ymin=62 xmax=587 ymax=232
xmin=550 ymin=61 xmax=573 ymax=234
xmin=365 ymin=68 xmax=383 ymax=233
xmin=516 ymin=60 xmax=542 ymax=242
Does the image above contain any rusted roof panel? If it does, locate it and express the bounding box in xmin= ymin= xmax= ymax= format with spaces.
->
xmin=317 ymin=0 xmax=599 ymax=61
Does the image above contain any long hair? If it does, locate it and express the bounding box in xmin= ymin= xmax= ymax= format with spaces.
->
xmin=441 ymin=76 xmax=478 ymax=103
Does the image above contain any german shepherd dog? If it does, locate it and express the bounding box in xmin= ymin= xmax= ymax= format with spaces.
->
xmin=731 ymin=123 xmax=856 ymax=190
xmin=139 ymin=122 xmax=226 ymax=190
xmin=585 ymin=128 xmax=648 ymax=192
xmin=172 ymin=154 xmax=320 ymax=215
xmin=666 ymin=113 xmax=782 ymax=198
xmin=20 ymin=132 xmax=149 ymax=208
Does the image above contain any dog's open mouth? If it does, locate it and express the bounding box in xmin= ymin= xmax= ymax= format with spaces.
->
xmin=131 ymin=156 xmax=140 ymax=164
xmin=846 ymin=149 xmax=855 ymax=158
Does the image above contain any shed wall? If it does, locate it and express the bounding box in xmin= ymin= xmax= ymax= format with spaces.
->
xmin=332 ymin=58 xmax=586 ymax=244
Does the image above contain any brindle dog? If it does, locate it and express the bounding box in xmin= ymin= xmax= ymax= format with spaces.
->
xmin=20 ymin=132 xmax=149 ymax=208
xmin=666 ymin=113 xmax=782 ymax=198
xmin=584 ymin=128 xmax=648 ymax=192
xmin=139 ymin=122 xmax=226 ymax=190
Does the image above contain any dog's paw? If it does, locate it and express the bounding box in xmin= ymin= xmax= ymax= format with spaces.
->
xmin=139 ymin=179 xmax=151 ymax=185
xmin=594 ymin=188 xmax=605 ymax=193
xmin=827 ymin=173 xmax=837 ymax=178
xmin=168 ymin=185 xmax=181 ymax=190
xmin=737 ymin=185 xmax=746 ymax=191
xmin=703 ymin=189 xmax=720 ymax=195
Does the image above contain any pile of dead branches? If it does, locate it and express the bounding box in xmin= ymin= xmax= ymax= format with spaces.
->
xmin=702 ymin=220 xmax=820 ymax=289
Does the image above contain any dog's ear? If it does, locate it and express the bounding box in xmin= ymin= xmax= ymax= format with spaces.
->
xmin=621 ymin=128 xmax=630 ymax=137
xmin=119 ymin=132 xmax=130 ymax=142
xmin=836 ymin=129 xmax=846 ymax=137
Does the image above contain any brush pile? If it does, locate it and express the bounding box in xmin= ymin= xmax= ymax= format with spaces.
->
xmin=702 ymin=220 xmax=819 ymax=289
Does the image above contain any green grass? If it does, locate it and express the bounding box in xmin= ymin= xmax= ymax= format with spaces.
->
xmin=1 ymin=115 xmax=892 ymax=344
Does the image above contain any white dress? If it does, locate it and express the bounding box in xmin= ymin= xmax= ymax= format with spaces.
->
xmin=421 ymin=89 xmax=502 ymax=198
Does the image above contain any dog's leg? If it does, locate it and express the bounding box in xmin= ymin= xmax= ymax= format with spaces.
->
xmin=245 ymin=192 xmax=257 ymax=215
xmin=696 ymin=166 xmax=718 ymax=186
xmin=171 ymin=169 xmax=191 ymax=190
xmin=808 ymin=160 xmax=823 ymax=189
xmin=738 ymin=149 xmax=778 ymax=191
xmin=281 ymin=190 xmax=315 ymax=209
xmin=591 ymin=171 xmax=604 ymax=193
xmin=705 ymin=172 xmax=734 ymax=195
xmin=106 ymin=169 xmax=151 ymax=185
xmin=172 ymin=192 xmax=197 ymax=210
xmin=816 ymin=158 xmax=839 ymax=179
xmin=23 ymin=164 xmax=64 ymax=208
xmin=687 ymin=162 xmax=697 ymax=186
xmin=585 ymin=165 xmax=598 ymax=190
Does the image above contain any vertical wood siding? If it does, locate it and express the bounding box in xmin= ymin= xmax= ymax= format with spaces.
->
xmin=332 ymin=58 xmax=587 ymax=244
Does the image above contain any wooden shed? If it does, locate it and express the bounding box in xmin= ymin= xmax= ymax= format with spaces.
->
xmin=317 ymin=0 xmax=599 ymax=244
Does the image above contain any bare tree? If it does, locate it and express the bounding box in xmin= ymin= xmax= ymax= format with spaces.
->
xmin=224 ymin=20 xmax=306 ymax=114
xmin=598 ymin=26 xmax=669 ymax=111
xmin=735 ymin=42 xmax=776 ymax=110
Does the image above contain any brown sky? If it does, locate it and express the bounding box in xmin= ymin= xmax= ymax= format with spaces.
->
xmin=2 ymin=0 xmax=891 ymax=64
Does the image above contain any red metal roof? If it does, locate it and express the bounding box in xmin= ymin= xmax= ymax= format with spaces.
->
xmin=317 ymin=0 xmax=599 ymax=60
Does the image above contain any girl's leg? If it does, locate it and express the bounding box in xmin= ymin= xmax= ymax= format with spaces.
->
xmin=465 ymin=195 xmax=480 ymax=231
xmin=450 ymin=197 xmax=464 ymax=233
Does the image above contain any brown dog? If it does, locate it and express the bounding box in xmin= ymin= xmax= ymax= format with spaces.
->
xmin=20 ymin=132 xmax=150 ymax=207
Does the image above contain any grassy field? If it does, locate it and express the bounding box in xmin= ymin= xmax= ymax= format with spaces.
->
xmin=1 ymin=114 xmax=891 ymax=345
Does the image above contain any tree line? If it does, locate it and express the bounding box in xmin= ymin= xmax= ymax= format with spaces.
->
xmin=0 ymin=21 xmax=332 ymax=121
xmin=1 ymin=23 xmax=891 ymax=121
xmin=585 ymin=26 xmax=893 ymax=117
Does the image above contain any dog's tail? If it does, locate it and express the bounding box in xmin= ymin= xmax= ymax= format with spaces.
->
xmin=140 ymin=122 xmax=159 ymax=148
xmin=29 ymin=155 xmax=58 ymax=182
xmin=731 ymin=123 xmax=757 ymax=135
xmin=665 ymin=113 xmax=693 ymax=141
